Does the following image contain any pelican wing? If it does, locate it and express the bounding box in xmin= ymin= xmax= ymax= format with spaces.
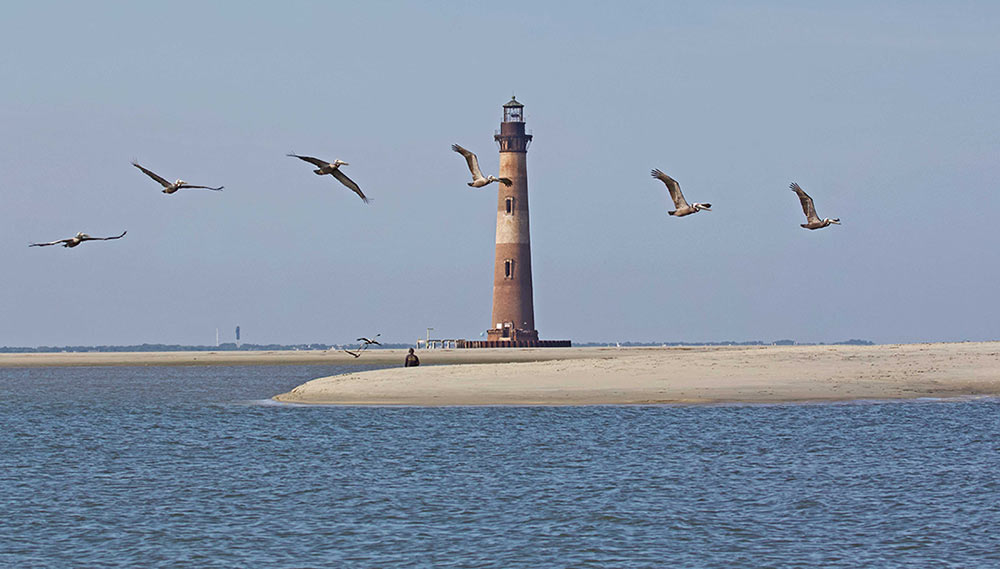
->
xmin=132 ymin=161 xmax=172 ymax=188
xmin=651 ymin=169 xmax=689 ymax=209
xmin=179 ymin=184 xmax=224 ymax=191
xmin=287 ymin=153 xmax=331 ymax=168
xmin=331 ymin=168 xmax=369 ymax=203
xmin=29 ymin=238 xmax=71 ymax=247
xmin=82 ymin=231 xmax=127 ymax=242
xmin=452 ymin=144 xmax=485 ymax=180
xmin=790 ymin=183 xmax=820 ymax=222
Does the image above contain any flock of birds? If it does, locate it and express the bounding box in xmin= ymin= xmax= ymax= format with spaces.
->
xmin=28 ymin=154 xmax=367 ymax=248
xmin=650 ymin=169 xmax=841 ymax=229
xmin=28 ymin=143 xmax=841 ymax=248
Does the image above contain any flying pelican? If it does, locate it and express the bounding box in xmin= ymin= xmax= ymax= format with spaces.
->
xmin=790 ymin=182 xmax=840 ymax=230
xmin=452 ymin=144 xmax=512 ymax=188
xmin=131 ymin=161 xmax=223 ymax=194
xmin=30 ymin=231 xmax=127 ymax=248
xmin=344 ymin=334 xmax=380 ymax=358
xmin=651 ymin=169 xmax=712 ymax=216
xmin=287 ymin=153 xmax=369 ymax=203
xmin=357 ymin=334 xmax=381 ymax=346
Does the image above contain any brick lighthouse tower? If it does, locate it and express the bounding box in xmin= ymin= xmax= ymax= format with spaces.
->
xmin=487 ymin=96 xmax=539 ymax=343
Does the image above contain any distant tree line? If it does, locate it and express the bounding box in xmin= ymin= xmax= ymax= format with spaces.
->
xmin=574 ymin=339 xmax=875 ymax=347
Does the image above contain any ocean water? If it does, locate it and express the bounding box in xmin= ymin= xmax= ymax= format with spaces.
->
xmin=1 ymin=365 xmax=998 ymax=568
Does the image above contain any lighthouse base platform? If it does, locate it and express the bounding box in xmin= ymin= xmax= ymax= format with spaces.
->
xmin=459 ymin=330 xmax=571 ymax=349
xmin=458 ymin=340 xmax=571 ymax=348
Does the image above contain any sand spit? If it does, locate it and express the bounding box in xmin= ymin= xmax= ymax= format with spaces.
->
xmin=273 ymin=342 xmax=1000 ymax=406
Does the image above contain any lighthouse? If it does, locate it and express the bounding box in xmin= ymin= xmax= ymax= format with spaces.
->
xmin=459 ymin=97 xmax=570 ymax=349
xmin=487 ymin=96 xmax=539 ymax=343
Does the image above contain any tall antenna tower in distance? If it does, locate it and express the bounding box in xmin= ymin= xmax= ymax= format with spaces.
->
xmin=236 ymin=325 xmax=241 ymax=349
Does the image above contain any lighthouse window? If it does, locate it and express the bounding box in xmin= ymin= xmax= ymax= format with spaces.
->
xmin=504 ymin=259 xmax=514 ymax=278
xmin=505 ymin=197 xmax=514 ymax=215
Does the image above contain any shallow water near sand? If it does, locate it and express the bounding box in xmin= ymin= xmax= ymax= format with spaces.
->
xmin=2 ymin=365 xmax=999 ymax=568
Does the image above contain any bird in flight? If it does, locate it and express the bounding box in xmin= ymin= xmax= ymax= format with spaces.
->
xmin=344 ymin=334 xmax=381 ymax=358
xmin=651 ymin=169 xmax=712 ymax=216
xmin=132 ymin=161 xmax=223 ymax=194
xmin=790 ymin=182 xmax=840 ymax=230
xmin=30 ymin=231 xmax=127 ymax=248
xmin=452 ymin=144 xmax=512 ymax=188
xmin=357 ymin=335 xmax=381 ymax=346
xmin=287 ymin=153 xmax=369 ymax=203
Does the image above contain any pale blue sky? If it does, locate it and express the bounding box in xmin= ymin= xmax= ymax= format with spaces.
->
xmin=2 ymin=1 xmax=998 ymax=346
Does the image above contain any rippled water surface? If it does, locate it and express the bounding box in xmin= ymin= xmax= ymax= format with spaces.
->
xmin=1 ymin=365 xmax=999 ymax=568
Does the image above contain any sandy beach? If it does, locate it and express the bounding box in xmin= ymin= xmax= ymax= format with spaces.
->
xmin=6 ymin=343 xmax=998 ymax=406
xmin=273 ymin=342 xmax=1000 ymax=406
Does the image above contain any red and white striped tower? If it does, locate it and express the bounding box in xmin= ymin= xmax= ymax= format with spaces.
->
xmin=486 ymin=97 xmax=538 ymax=343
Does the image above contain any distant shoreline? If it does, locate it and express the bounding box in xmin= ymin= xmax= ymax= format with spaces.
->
xmin=0 ymin=339 xmax=877 ymax=354
xmin=0 ymin=348 xmax=592 ymax=368
xmin=273 ymin=342 xmax=1000 ymax=406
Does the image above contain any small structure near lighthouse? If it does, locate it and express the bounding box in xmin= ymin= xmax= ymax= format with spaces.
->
xmin=461 ymin=97 xmax=570 ymax=349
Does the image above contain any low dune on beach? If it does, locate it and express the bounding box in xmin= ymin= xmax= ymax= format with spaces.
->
xmin=273 ymin=342 xmax=1000 ymax=406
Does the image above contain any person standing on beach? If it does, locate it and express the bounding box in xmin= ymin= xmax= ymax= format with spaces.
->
xmin=404 ymin=348 xmax=420 ymax=367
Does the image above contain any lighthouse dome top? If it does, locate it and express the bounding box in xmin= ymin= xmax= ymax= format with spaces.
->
xmin=503 ymin=96 xmax=523 ymax=108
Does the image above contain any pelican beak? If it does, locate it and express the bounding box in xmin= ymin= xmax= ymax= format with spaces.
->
xmin=832 ymin=219 xmax=841 ymax=224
